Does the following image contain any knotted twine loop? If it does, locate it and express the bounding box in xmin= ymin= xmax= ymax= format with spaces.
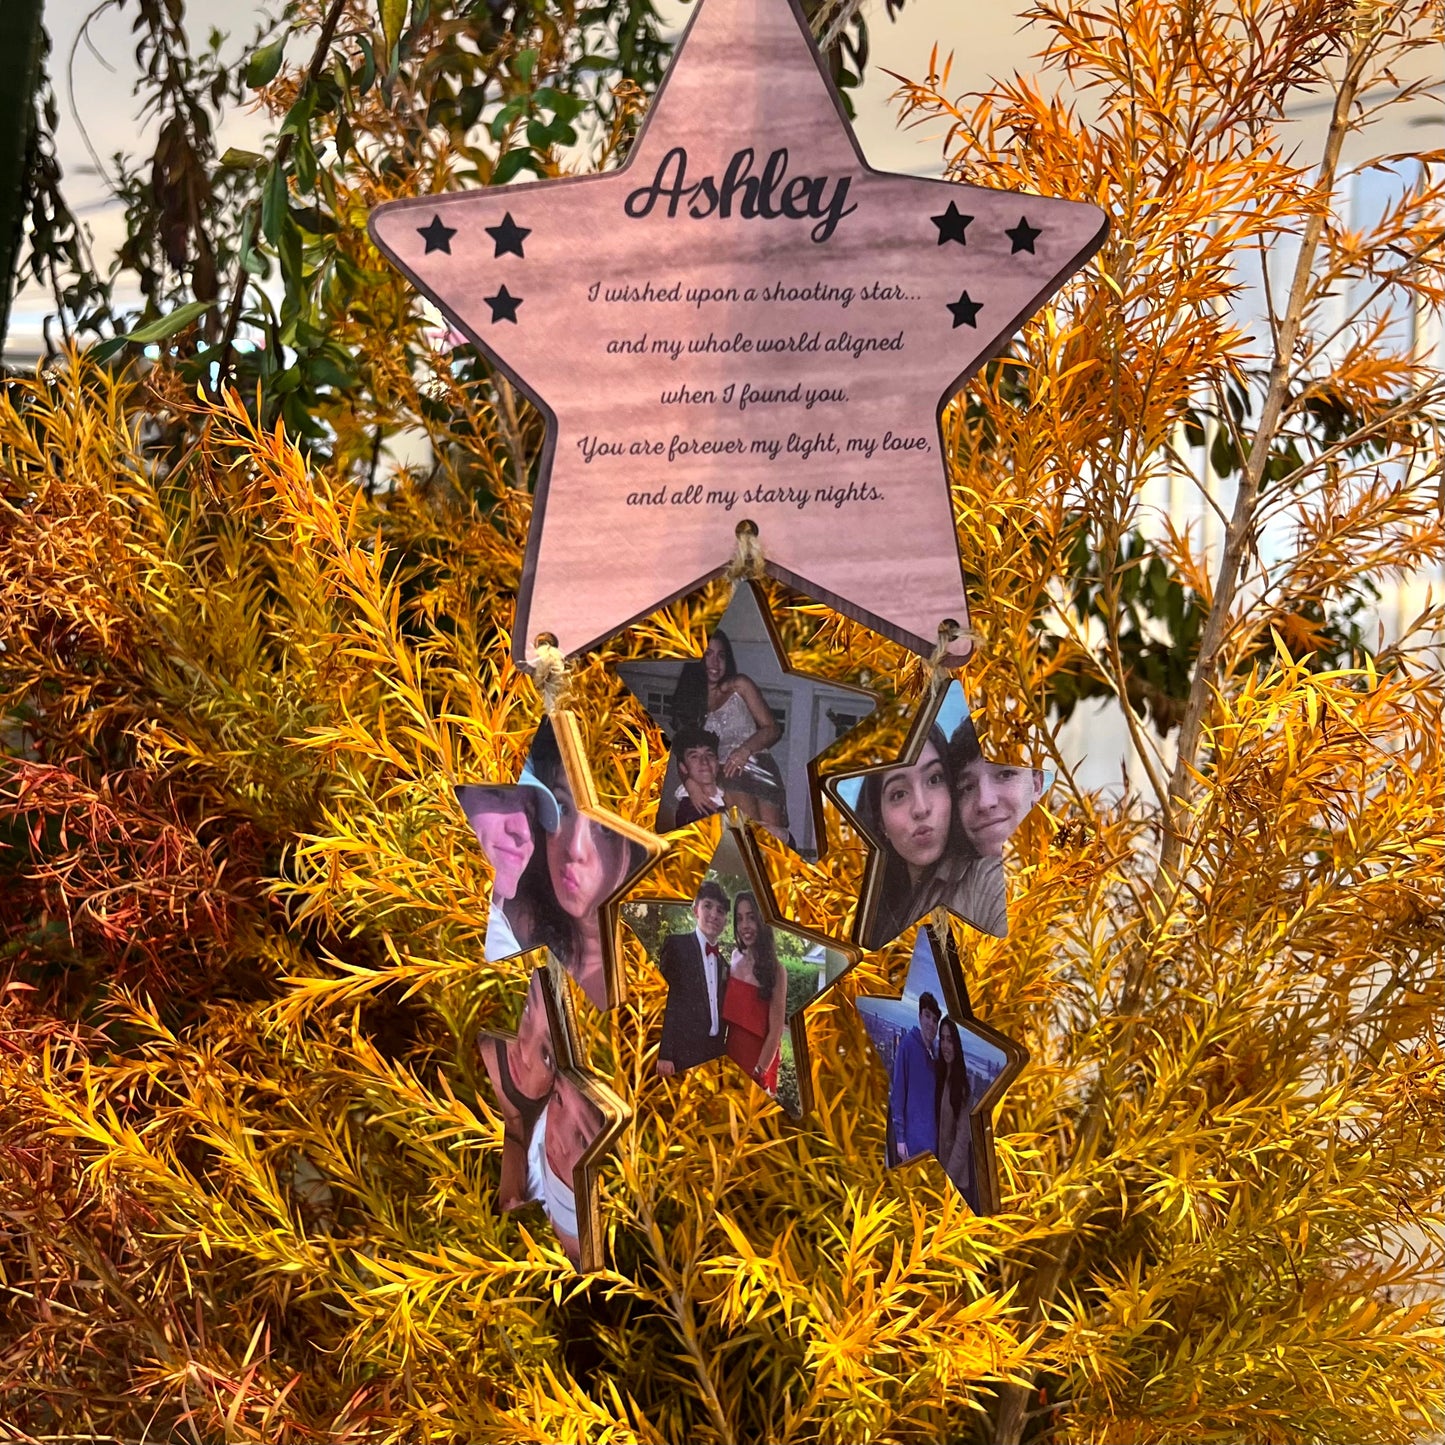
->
xmin=925 ymin=619 xmax=964 ymax=695
xmin=725 ymin=520 xmax=766 ymax=591
xmin=531 ymin=635 xmax=570 ymax=715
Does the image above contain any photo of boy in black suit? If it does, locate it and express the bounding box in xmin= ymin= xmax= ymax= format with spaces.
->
xmin=656 ymin=879 xmax=731 ymax=1075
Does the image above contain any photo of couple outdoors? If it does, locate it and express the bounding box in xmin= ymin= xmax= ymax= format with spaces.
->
xmin=619 ymin=584 xmax=875 ymax=857
xmin=457 ymin=720 xmax=651 ymax=1011
xmin=834 ymin=681 xmax=1051 ymax=949
xmin=856 ymin=930 xmax=1012 ymax=1215
xmin=477 ymin=972 xmax=617 ymax=1269
xmin=625 ymin=831 xmax=850 ymax=1116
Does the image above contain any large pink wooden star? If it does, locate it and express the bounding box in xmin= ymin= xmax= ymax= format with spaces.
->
xmin=369 ymin=0 xmax=1106 ymax=669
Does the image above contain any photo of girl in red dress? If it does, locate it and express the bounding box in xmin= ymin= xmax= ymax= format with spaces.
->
xmin=723 ymin=890 xmax=788 ymax=1094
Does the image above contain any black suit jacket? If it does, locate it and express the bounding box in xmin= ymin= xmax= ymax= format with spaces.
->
xmin=657 ymin=931 xmax=728 ymax=1071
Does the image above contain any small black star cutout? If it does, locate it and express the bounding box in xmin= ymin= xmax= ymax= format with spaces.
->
xmin=947 ymin=291 xmax=982 ymax=328
xmin=1006 ymin=216 xmax=1042 ymax=254
xmin=485 ymin=212 xmax=531 ymax=258
xmin=416 ymin=214 xmax=456 ymax=255
xmin=931 ymin=201 xmax=973 ymax=246
xmin=484 ymin=285 xmax=522 ymax=323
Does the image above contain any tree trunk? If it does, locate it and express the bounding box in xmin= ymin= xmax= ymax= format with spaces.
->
xmin=994 ymin=1380 xmax=1032 ymax=1445
xmin=0 ymin=0 xmax=46 ymax=362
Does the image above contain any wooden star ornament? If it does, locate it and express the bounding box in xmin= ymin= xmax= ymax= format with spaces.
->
xmin=455 ymin=713 xmax=665 ymax=1012
xmin=621 ymin=817 xmax=856 ymax=1117
xmin=616 ymin=579 xmax=877 ymax=859
xmin=854 ymin=923 xmax=1026 ymax=1215
xmin=368 ymin=0 xmax=1108 ymax=672
xmin=476 ymin=965 xmax=630 ymax=1271
xmin=823 ymin=681 xmax=1052 ymax=950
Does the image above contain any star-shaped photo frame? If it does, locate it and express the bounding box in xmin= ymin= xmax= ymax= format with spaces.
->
xmin=456 ymin=712 xmax=665 ymax=1012
xmin=854 ymin=923 xmax=1026 ymax=1215
xmin=617 ymin=580 xmax=877 ymax=859
xmin=476 ymin=966 xmax=630 ymax=1271
xmin=368 ymin=0 xmax=1107 ymax=671
xmin=622 ymin=818 xmax=856 ymax=1118
xmin=823 ymin=680 xmax=1053 ymax=950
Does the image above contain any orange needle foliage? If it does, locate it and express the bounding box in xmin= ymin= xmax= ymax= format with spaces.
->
xmin=2 ymin=1 xmax=1442 ymax=1441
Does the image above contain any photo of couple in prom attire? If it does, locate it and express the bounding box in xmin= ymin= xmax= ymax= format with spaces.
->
xmin=833 ymin=682 xmax=1050 ymax=948
xmin=476 ymin=971 xmax=617 ymax=1268
xmin=628 ymin=827 xmax=852 ymax=1113
xmin=656 ymin=879 xmax=788 ymax=1093
xmin=457 ymin=719 xmax=652 ymax=1011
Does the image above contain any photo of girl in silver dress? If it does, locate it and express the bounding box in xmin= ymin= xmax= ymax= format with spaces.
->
xmin=669 ymin=627 xmax=791 ymax=840
xmin=618 ymin=584 xmax=876 ymax=857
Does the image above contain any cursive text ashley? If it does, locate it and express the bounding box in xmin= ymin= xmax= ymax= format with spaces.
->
xmin=624 ymin=146 xmax=858 ymax=244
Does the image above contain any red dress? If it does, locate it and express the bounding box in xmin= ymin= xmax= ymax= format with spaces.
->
xmin=723 ymin=975 xmax=780 ymax=1093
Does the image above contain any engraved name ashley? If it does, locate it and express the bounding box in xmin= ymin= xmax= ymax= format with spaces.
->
xmin=624 ymin=146 xmax=858 ymax=243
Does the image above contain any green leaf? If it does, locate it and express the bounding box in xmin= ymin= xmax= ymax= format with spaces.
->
xmin=293 ymin=131 xmax=318 ymax=192
xmin=488 ymin=96 xmax=528 ymax=141
xmin=279 ymin=87 xmax=316 ymax=138
xmin=260 ymin=163 xmax=289 ymax=246
xmin=90 ymin=337 xmax=129 ymax=364
xmin=357 ymin=36 xmax=377 ymax=93
xmin=1210 ymin=426 xmax=1239 ymax=478
xmin=379 ymin=0 xmax=408 ymax=68
xmin=289 ymin=204 xmax=339 ymax=236
xmin=126 ymin=300 xmax=213 ymax=343
xmin=277 ymin=218 xmax=305 ymax=313
xmin=490 ymin=148 xmax=535 ymax=186
xmin=307 ymin=354 xmax=357 ymax=391
xmin=219 ymin=148 xmax=267 ymax=171
xmin=514 ymin=48 xmax=538 ymax=83
xmin=246 ymin=36 xmax=287 ymax=89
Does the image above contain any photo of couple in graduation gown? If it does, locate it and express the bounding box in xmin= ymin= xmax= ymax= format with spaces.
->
xmin=625 ymin=828 xmax=850 ymax=1116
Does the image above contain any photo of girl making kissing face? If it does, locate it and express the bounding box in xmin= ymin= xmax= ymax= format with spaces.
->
xmin=458 ymin=717 xmax=663 ymax=1012
xmin=829 ymin=682 xmax=1051 ymax=949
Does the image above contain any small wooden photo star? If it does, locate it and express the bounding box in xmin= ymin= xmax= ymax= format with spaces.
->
xmin=622 ymin=819 xmax=856 ymax=1118
xmin=477 ymin=966 xmax=630 ymax=1272
xmin=456 ymin=712 xmax=665 ymax=1011
xmin=824 ymin=680 xmax=1052 ymax=950
xmin=617 ymin=580 xmax=877 ymax=860
xmin=854 ymin=923 xmax=1026 ymax=1215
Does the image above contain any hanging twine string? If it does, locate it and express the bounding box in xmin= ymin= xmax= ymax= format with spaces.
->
xmin=725 ymin=521 xmax=766 ymax=591
xmin=531 ymin=636 xmax=570 ymax=715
